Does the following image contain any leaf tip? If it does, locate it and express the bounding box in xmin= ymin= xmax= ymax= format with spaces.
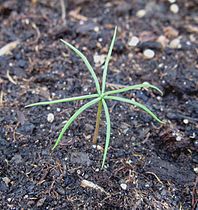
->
xmin=160 ymin=119 xmax=166 ymax=124
xmin=52 ymin=144 xmax=56 ymax=151
xmin=25 ymin=104 xmax=33 ymax=108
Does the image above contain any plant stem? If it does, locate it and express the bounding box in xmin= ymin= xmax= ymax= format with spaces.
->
xmin=93 ymin=100 xmax=102 ymax=144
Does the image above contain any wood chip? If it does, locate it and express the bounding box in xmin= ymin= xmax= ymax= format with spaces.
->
xmin=80 ymin=179 xmax=109 ymax=195
xmin=0 ymin=40 xmax=20 ymax=56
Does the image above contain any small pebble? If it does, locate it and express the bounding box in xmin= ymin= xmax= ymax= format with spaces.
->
xmin=24 ymin=195 xmax=28 ymax=199
xmin=77 ymin=169 xmax=81 ymax=175
xmin=157 ymin=35 xmax=169 ymax=48
xmin=169 ymin=38 xmax=181 ymax=49
xmin=138 ymin=41 xmax=162 ymax=51
xmin=2 ymin=177 xmax=11 ymax=186
xmin=194 ymin=140 xmax=198 ymax=148
xmin=176 ymin=135 xmax=182 ymax=141
xmin=136 ymin=9 xmax=146 ymax=18
xmin=193 ymin=167 xmax=198 ymax=174
xmin=96 ymin=145 xmax=103 ymax=151
xmin=170 ymin=4 xmax=179 ymax=14
xmin=120 ymin=183 xmax=127 ymax=190
xmin=94 ymin=26 xmax=99 ymax=32
xmin=143 ymin=49 xmax=155 ymax=59
xmin=168 ymin=0 xmax=176 ymax=3
xmin=56 ymin=108 xmax=61 ymax=112
xmin=93 ymin=53 xmax=106 ymax=67
xmin=128 ymin=36 xmax=139 ymax=47
xmin=157 ymin=96 xmax=161 ymax=101
xmin=47 ymin=113 xmax=54 ymax=123
xmin=115 ymin=2 xmax=132 ymax=15
xmin=183 ymin=119 xmax=189 ymax=124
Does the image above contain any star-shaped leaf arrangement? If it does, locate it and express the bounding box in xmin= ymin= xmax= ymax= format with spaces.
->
xmin=26 ymin=27 xmax=164 ymax=168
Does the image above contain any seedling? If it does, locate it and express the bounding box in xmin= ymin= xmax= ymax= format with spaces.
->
xmin=26 ymin=27 xmax=164 ymax=168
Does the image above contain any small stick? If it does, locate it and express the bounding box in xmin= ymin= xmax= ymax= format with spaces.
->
xmin=93 ymin=100 xmax=102 ymax=144
xmin=0 ymin=91 xmax=4 ymax=107
xmin=6 ymin=70 xmax=17 ymax=84
xmin=106 ymin=82 xmax=128 ymax=89
xmin=145 ymin=171 xmax=163 ymax=185
xmin=60 ymin=0 xmax=66 ymax=25
xmin=31 ymin=22 xmax=41 ymax=44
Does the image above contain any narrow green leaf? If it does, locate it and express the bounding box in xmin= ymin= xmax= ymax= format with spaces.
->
xmin=52 ymin=97 xmax=100 ymax=150
xmin=104 ymin=82 xmax=163 ymax=96
xmin=101 ymin=99 xmax=111 ymax=169
xmin=25 ymin=94 xmax=99 ymax=108
xmin=102 ymin=26 xmax=117 ymax=94
xmin=105 ymin=96 xmax=164 ymax=124
xmin=60 ymin=39 xmax=101 ymax=94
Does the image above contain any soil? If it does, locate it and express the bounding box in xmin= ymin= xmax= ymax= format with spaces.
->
xmin=0 ymin=0 xmax=198 ymax=209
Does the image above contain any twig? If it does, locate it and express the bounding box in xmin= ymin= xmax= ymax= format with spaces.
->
xmin=145 ymin=171 xmax=163 ymax=185
xmin=31 ymin=22 xmax=41 ymax=44
xmin=106 ymin=82 xmax=129 ymax=89
xmin=93 ymin=100 xmax=102 ymax=144
xmin=60 ymin=0 xmax=66 ymax=25
xmin=6 ymin=70 xmax=17 ymax=85
xmin=80 ymin=179 xmax=110 ymax=195
xmin=0 ymin=91 xmax=4 ymax=107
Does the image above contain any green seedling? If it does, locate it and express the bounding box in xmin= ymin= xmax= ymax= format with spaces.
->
xmin=26 ymin=27 xmax=164 ymax=168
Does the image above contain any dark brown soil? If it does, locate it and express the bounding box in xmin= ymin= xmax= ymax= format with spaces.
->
xmin=0 ymin=0 xmax=198 ymax=209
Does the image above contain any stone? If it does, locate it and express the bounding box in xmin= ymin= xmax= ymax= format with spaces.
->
xmin=47 ymin=113 xmax=54 ymax=123
xmin=136 ymin=9 xmax=146 ymax=18
xmin=138 ymin=41 xmax=162 ymax=51
xmin=115 ymin=2 xmax=132 ymax=16
xmin=128 ymin=36 xmax=139 ymax=47
xmin=169 ymin=38 xmax=181 ymax=49
xmin=17 ymin=122 xmax=35 ymax=135
xmin=143 ymin=49 xmax=155 ymax=59
xmin=170 ymin=4 xmax=179 ymax=14
xmin=120 ymin=183 xmax=127 ymax=190
xmin=157 ymin=35 xmax=169 ymax=48
xmin=93 ymin=53 xmax=106 ymax=67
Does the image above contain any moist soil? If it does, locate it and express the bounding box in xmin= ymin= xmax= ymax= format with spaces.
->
xmin=0 ymin=0 xmax=198 ymax=209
